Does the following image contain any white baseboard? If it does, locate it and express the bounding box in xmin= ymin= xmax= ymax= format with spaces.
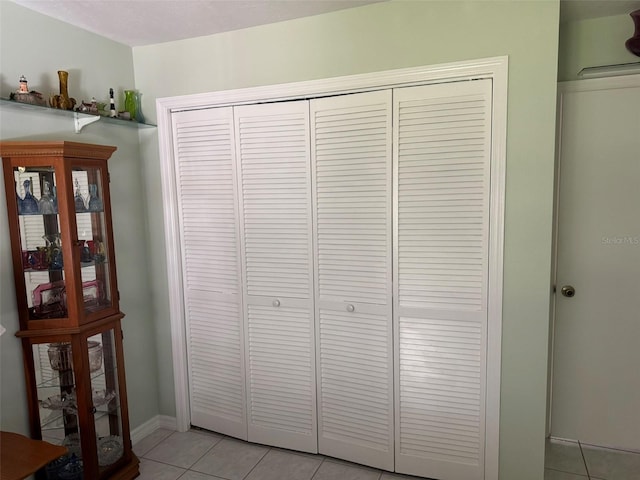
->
xmin=131 ymin=415 xmax=177 ymax=445
xmin=548 ymin=435 xmax=640 ymax=454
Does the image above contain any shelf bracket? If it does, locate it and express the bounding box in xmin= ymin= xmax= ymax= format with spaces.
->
xmin=74 ymin=113 xmax=101 ymax=133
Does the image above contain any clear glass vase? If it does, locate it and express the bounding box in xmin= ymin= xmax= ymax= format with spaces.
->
xmin=39 ymin=180 xmax=56 ymax=214
xmin=88 ymin=183 xmax=103 ymax=212
xmin=134 ymin=91 xmax=145 ymax=123
xmin=74 ymin=179 xmax=87 ymax=212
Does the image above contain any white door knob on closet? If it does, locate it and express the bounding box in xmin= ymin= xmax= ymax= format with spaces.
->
xmin=272 ymin=299 xmax=281 ymax=307
xmin=346 ymin=304 xmax=355 ymax=312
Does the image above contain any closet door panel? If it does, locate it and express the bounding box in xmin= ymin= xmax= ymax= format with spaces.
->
xmin=245 ymin=300 xmax=315 ymax=447
xmin=311 ymin=90 xmax=394 ymax=470
xmin=172 ymin=108 xmax=247 ymax=439
xmin=317 ymin=305 xmax=392 ymax=463
xmin=235 ymin=102 xmax=317 ymax=453
xmin=394 ymin=80 xmax=492 ymax=480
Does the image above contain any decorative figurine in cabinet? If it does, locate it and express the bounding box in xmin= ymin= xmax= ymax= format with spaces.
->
xmin=1 ymin=141 xmax=139 ymax=479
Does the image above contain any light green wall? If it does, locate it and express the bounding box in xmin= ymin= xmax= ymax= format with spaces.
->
xmin=134 ymin=1 xmax=560 ymax=479
xmin=0 ymin=1 xmax=160 ymax=433
xmin=0 ymin=0 xmax=564 ymax=478
xmin=558 ymin=13 xmax=639 ymax=81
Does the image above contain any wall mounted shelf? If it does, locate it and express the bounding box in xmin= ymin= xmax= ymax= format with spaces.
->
xmin=0 ymin=98 xmax=156 ymax=133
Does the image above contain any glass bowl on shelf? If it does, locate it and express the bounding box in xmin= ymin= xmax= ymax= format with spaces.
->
xmin=97 ymin=435 xmax=123 ymax=466
xmin=62 ymin=433 xmax=82 ymax=458
xmin=47 ymin=341 xmax=103 ymax=373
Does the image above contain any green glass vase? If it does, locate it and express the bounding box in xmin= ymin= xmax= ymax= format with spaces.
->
xmin=124 ymin=90 xmax=136 ymax=120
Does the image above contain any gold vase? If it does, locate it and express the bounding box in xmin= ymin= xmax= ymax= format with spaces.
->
xmin=49 ymin=70 xmax=76 ymax=110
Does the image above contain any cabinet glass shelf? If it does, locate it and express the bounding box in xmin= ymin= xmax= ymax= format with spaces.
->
xmin=40 ymin=403 xmax=121 ymax=432
xmin=19 ymin=211 xmax=105 ymax=217
xmin=36 ymin=369 xmax=106 ymax=390
xmin=0 ymin=98 xmax=156 ymax=132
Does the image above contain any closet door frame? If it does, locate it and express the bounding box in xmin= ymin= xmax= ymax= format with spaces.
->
xmin=157 ymin=56 xmax=507 ymax=480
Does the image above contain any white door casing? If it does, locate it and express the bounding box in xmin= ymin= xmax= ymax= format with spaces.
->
xmin=157 ymin=58 xmax=507 ymax=480
xmin=311 ymin=90 xmax=394 ymax=470
xmin=394 ymin=79 xmax=493 ymax=480
xmin=551 ymin=75 xmax=640 ymax=450
xmin=234 ymin=101 xmax=318 ymax=453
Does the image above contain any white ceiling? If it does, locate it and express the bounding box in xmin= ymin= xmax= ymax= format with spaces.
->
xmin=9 ymin=0 xmax=640 ymax=48
xmin=9 ymin=0 xmax=385 ymax=47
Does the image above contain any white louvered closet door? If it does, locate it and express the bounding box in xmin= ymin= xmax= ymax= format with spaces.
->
xmin=393 ymin=79 xmax=492 ymax=480
xmin=234 ymin=101 xmax=317 ymax=453
xmin=172 ymin=108 xmax=247 ymax=440
xmin=311 ymin=90 xmax=394 ymax=470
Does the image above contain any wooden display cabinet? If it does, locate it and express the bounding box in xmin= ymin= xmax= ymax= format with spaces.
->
xmin=1 ymin=141 xmax=139 ymax=479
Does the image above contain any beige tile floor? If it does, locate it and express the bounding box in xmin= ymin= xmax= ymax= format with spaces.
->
xmin=133 ymin=428 xmax=425 ymax=480
xmin=544 ymin=438 xmax=640 ymax=480
xmin=133 ymin=429 xmax=640 ymax=480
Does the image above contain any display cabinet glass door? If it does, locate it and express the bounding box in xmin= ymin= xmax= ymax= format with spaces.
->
xmin=72 ymin=166 xmax=113 ymax=317
xmin=12 ymin=164 xmax=114 ymax=321
xmin=34 ymin=340 xmax=79 ymax=452
xmin=33 ymin=338 xmax=84 ymax=479
xmin=32 ymin=328 xmax=124 ymax=479
xmin=89 ymin=328 xmax=125 ymax=471
xmin=14 ymin=166 xmax=66 ymax=320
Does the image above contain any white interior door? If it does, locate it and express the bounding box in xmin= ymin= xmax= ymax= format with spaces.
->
xmin=234 ymin=101 xmax=317 ymax=453
xmin=310 ymin=90 xmax=394 ymax=470
xmin=172 ymin=108 xmax=247 ymax=439
xmin=394 ymin=79 xmax=492 ymax=480
xmin=551 ymin=76 xmax=640 ymax=450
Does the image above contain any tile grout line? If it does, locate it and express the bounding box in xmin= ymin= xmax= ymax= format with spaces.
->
xmin=578 ymin=440 xmax=592 ymax=480
xmin=186 ymin=432 xmax=225 ymax=471
xmin=135 ymin=435 xmax=170 ymax=458
xmin=139 ymin=456 xmax=189 ymax=471
xmin=141 ymin=430 xmax=225 ymax=478
xmin=308 ymin=455 xmax=326 ymax=480
xmin=239 ymin=445 xmax=271 ymax=480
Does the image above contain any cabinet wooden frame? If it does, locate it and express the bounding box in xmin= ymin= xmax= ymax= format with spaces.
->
xmin=17 ymin=316 xmax=138 ymax=479
xmin=1 ymin=141 xmax=120 ymax=330
xmin=1 ymin=141 xmax=139 ymax=480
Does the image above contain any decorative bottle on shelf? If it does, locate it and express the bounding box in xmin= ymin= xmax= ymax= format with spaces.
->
xmin=44 ymin=233 xmax=63 ymax=270
xmin=109 ymin=88 xmax=117 ymax=118
xmin=15 ymin=181 xmax=23 ymax=214
xmin=88 ymin=184 xmax=103 ymax=212
xmin=626 ymin=9 xmax=640 ymax=57
xmin=124 ymin=90 xmax=136 ymax=120
xmin=21 ymin=178 xmax=39 ymax=214
xmin=38 ymin=180 xmax=56 ymax=214
xmin=49 ymin=70 xmax=76 ymax=111
xmin=80 ymin=240 xmax=93 ymax=263
xmin=94 ymin=241 xmax=106 ymax=263
xmin=134 ymin=92 xmax=145 ymax=123
xmin=74 ymin=179 xmax=87 ymax=212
